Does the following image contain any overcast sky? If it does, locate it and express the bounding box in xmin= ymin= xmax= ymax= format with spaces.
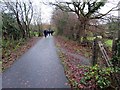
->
xmin=2 ymin=0 xmax=119 ymax=23
xmin=31 ymin=0 xmax=119 ymax=24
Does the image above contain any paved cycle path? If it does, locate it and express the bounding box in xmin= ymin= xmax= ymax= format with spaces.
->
xmin=2 ymin=36 xmax=69 ymax=88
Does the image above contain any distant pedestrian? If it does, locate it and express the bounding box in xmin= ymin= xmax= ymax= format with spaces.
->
xmin=43 ymin=30 xmax=48 ymax=38
xmin=48 ymin=30 xmax=51 ymax=36
xmin=51 ymin=30 xmax=54 ymax=36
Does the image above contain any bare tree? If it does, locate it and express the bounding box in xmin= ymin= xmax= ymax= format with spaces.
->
xmin=36 ymin=7 xmax=42 ymax=37
xmin=51 ymin=8 xmax=68 ymax=35
xmin=50 ymin=0 xmax=118 ymax=43
xmin=19 ymin=1 xmax=33 ymax=38
xmin=4 ymin=0 xmax=33 ymax=38
xmin=33 ymin=3 xmax=42 ymax=37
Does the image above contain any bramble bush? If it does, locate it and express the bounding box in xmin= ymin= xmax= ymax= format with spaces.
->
xmin=80 ymin=65 xmax=115 ymax=89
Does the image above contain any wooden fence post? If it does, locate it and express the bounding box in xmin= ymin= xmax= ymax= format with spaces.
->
xmin=92 ymin=36 xmax=98 ymax=66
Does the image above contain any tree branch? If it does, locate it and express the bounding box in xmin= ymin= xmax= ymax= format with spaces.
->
xmin=90 ymin=6 xmax=118 ymax=19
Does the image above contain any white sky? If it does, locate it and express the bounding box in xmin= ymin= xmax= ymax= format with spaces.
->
xmin=31 ymin=0 xmax=55 ymax=24
xmin=31 ymin=0 xmax=119 ymax=24
xmin=2 ymin=0 xmax=119 ymax=23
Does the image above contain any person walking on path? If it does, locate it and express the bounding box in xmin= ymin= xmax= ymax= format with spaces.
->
xmin=43 ymin=30 xmax=48 ymax=38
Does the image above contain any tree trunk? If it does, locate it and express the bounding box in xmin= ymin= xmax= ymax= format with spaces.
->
xmin=38 ymin=24 xmax=42 ymax=37
xmin=38 ymin=29 xmax=41 ymax=37
xmin=112 ymin=32 xmax=117 ymax=56
xmin=16 ymin=14 xmax=25 ymax=38
xmin=92 ymin=37 xmax=99 ymax=66
xmin=118 ymin=29 xmax=120 ymax=41
xmin=78 ymin=17 xmax=89 ymax=44
xmin=76 ymin=29 xmax=82 ymax=43
xmin=27 ymin=26 xmax=31 ymax=38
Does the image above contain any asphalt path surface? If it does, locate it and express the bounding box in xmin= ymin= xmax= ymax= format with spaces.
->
xmin=2 ymin=36 xmax=69 ymax=88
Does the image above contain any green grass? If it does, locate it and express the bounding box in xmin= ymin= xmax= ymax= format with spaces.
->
xmin=87 ymin=37 xmax=113 ymax=47
xmin=79 ymin=36 xmax=113 ymax=48
xmin=104 ymin=39 xmax=113 ymax=47
xmin=87 ymin=37 xmax=94 ymax=41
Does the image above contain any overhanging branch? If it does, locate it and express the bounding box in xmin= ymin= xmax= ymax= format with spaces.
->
xmin=90 ymin=6 xmax=118 ymax=19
